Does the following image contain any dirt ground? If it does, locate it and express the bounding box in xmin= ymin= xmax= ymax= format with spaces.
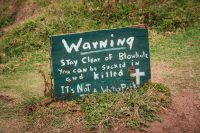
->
xmin=147 ymin=90 xmax=200 ymax=133
xmin=110 ymin=90 xmax=200 ymax=133
xmin=1 ymin=60 xmax=200 ymax=133
xmin=111 ymin=61 xmax=200 ymax=133
xmin=0 ymin=1 xmax=200 ymax=132
xmin=146 ymin=61 xmax=200 ymax=133
xmin=1 ymin=89 xmax=199 ymax=133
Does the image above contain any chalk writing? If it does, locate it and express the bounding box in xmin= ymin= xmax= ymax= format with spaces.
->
xmin=51 ymin=27 xmax=151 ymax=100
xmin=62 ymin=34 xmax=134 ymax=54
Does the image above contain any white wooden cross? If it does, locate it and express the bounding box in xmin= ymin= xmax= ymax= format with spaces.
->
xmin=130 ymin=68 xmax=145 ymax=85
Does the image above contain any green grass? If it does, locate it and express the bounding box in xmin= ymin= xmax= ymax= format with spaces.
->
xmin=80 ymin=83 xmax=171 ymax=131
xmin=16 ymin=83 xmax=171 ymax=132
xmin=0 ymin=101 xmax=20 ymax=119
xmin=151 ymin=25 xmax=200 ymax=62
xmin=150 ymin=25 xmax=200 ymax=91
xmin=0 ymin=0 xmax=200 ymax=132
xmin=0 ymin=0 xmax=199 ymax=74
xmin=0 ymin=0 xmax=53 ymax=29
xmin=0 ymin=71 xmax=44 ymax=99
xmin=25 ymin=106 xmax=67 ymax=132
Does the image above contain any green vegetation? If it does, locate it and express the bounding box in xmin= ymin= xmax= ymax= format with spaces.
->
xmin=0 ymin=100 xmax=20 ymax=119
xmin=0 ymin=0 xmax=199 ymax=73
xmin=151 ymin=25 xmax=200 ymax=62
xmin=0 ymin=0 xmax=19 ymax=29
xmin=81 ymin=83 xmax=171 ymax=131
xmin=0 ymin=0 xmax=200 ymax=132
xmin=16 ymin=83 xmax=171 ymax=132
xmin=25 ymin=105 xmax=66 ymax=132
xmin=0 ymin=0 xmax=52 ymax=29
xmin=151 ymin=25 xmax=200 ymax=92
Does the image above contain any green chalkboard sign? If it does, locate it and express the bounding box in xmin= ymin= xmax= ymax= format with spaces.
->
xmin=50 ymin=27 xmax=151 ymax=100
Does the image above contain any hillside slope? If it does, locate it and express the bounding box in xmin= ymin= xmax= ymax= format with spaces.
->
xmin=0 ymin=0 xmax=200 ymax=132
xmin=0 ymin=0 xmax=199 ymax=72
